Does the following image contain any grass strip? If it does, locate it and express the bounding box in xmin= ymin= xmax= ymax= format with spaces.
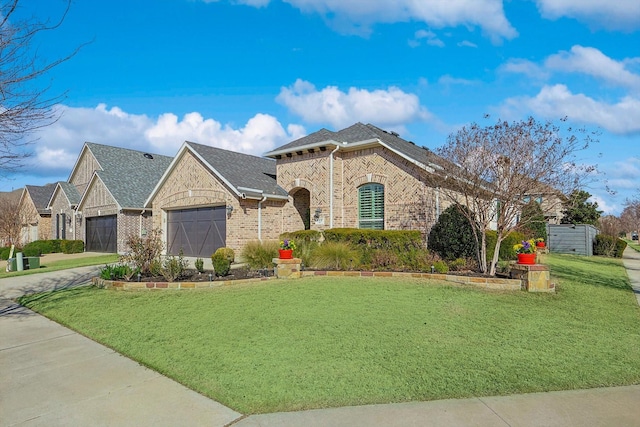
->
xmin=19 ymin=253 xmax=640 ymax=414
xmin=0 ymin=254 xmax=119 ymax=278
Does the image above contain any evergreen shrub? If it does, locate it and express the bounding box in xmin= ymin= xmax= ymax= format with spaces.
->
xmin=485 ymin=230 xmax=525 ymax=263
xmin=428 ymin=204 xmax=478 ymax=260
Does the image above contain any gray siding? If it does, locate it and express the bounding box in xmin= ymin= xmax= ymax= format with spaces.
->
xmin=547 ymin=224 xmax=599 ymax=256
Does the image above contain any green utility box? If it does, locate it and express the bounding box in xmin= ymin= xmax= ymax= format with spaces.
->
xmin=25 ymin=257 xmax=40 ymax=269
xmin=7 ymin=258 xmax=16 ymax=271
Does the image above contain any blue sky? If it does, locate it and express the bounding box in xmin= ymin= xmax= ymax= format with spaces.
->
xmin=6 ymin=0 xmax=639 ymax=215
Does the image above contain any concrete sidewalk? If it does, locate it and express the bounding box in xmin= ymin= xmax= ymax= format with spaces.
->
xmin=2 ymin=251 xmax=640 ymax=426
xmin=0 ymin=266 xmax=241 ymax=426
xmin=622 ymin=245 xmax=640 ymax=306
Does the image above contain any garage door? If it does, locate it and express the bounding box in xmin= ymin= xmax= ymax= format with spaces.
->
xmin=86 ymin=215 xmax=117 ymax=253
xmin=167 ymin=207 xmax=226 ymax=257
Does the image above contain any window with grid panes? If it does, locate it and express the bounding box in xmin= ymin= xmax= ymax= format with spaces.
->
xmin=358 ymin=183 xmax=384 ymax=229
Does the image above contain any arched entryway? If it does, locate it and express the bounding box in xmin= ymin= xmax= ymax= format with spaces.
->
xmin=291 ymin=188 xmax=311 ymax=230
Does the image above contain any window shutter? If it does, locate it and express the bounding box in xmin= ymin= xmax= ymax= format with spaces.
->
xmin=358 ymin=184 xmax=384 ymax=229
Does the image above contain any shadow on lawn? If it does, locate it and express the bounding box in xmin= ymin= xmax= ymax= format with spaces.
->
xmin=549 ymin=255 xmax=632 ymax=291
xmin=0 ymin=267 xmax=100 ymax=319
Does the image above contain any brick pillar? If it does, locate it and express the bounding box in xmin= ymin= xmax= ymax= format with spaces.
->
xmin=510 ymin=263 xmax=554 ymax=293
xmin=272 ymin=258 xmax=302 ymax=279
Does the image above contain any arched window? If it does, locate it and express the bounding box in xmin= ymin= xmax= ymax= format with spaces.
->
xmin=358 ymin=183 xmax=384 ymax=229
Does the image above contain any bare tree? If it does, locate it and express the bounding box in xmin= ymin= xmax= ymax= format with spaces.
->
xmin=598 ymin=215 xmax=623 ymax=238
xmin=620 ymin=198 xmax=640 ymax=235
xmin=0 ymin=189 xmax=23 ymax=245
xmin=427 ymin=116 xmax=598 ymax=276
xmin=0 ymin=0 xmax=80 ymax=173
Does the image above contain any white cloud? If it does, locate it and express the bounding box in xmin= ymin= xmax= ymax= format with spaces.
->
xmin=545 ymin=45 xmax=640 ymax=90
xmin=277 ymin=79 xmax=432 ymax=129
xmin=204 ymin=0 xmax=517 ymax=41
xmin=457 ymin=40 xmax=478 ymax=48
xmin=500 ymin=58 xmax=550 ymax=80
xmin=535 ymin=0 xmax=640 ymax=31
xmin=409 ymin=29 xmax=445 ymax=48
xmin=26 ymin=104 xmax=304 ymax=177
xmin=438 ymin=75 xmax=476 ymax=86
xmin=503 ymin=84 xmax=640 ymax=134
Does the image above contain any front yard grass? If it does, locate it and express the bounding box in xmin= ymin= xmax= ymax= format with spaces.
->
xmin=18 ymin=253 xmax=640 ymax=414
xmin=0 ymin=254 xmax=119 ymax=279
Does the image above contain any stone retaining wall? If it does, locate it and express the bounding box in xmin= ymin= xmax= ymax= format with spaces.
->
xmin=93 ymin=271 xmax=522 ymax=292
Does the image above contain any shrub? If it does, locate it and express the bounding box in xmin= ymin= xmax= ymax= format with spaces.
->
xmin=309 ymin=242 xmax=360 ymax=270
xmin=161 ymin=250 xmax=189 ymax=281
xmin=280 ymin=230 xmax=323 ymax=243
xmin=99 ymin=263 xmax=136 ymax=280
xmin=22 ymin=240 xmax=55 ymax=257
xmin=428 ymin=204 xmax=479 ymax=260
xmin=121 ymin=229 xmax=164 ymax=275
xmin=213 ymin=247 xmax=235 ymax=263
xmin=432 ymin=260 xmax=449 ymax=274
xmin=291 ymin=239 xmax=318 ymax=269
xmin=519 ymin=201 xmax=547 ymax=242
xmin=615 ymin=238 xmax=627 ymax=258
xmin=448 ymin=258 xmax=469 ymax=272
xmin=195 ymin=258 xmax=204 ymax=273
xmin=211 ymin=253 xmax=231 ymax=277
xmin=0 ymin=246 xmax=19 ymax=260
xmin=61 ymin=240 xmax=84 ymax=254
xmin=241 ymin=240 xmax=279 ymax=269
xmin=323 ymin=229 xmax=423 ymax=251
xmin=593 ymin=234 xmax=626 ymax=258
xmin=369 ymin=249 xmax=400 ymax=271
xmin=49 ymin=239 xmax=63 ymax=253
xmin=485 ymin=230 xmax=525 ymax=263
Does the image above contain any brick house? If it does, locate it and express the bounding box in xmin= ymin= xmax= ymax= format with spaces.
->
xmin=56 ymin=142 xmax=172 ymax=253
xmin=264 ymin=122 xmax=452 ymax=236
xmin=18 ymin=184 xmax=55 ymax=245
xmin=47 ymin=182 xmax=81 ymax=241
xmin=145 ymin=141 xmax=289 ymax=257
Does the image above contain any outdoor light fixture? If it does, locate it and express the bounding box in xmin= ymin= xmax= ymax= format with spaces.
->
xmin=226 ymin=205 xmax=234 ymax=217
xmin=313 ymin=208 xmax=322 ymax=220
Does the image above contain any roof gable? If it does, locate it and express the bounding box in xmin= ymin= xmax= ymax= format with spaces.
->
xmin=146 ymin=142 xmax=288 ymax=207
xmin=265 ymin=122 xmax=444 ymax=173
xmin=47 ymin=181 xmax=82 ymax=210
xmin=73 ymin=143 xmax=173 ymax=210
xmin=24 ymin=183 xmax=56 ymax=215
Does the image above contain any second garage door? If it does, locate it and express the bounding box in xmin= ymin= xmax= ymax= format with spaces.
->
xmin=86 ymin=215 xmax=117 ymax=253
xmin=167 ymin=207 xmax=226 ymax=257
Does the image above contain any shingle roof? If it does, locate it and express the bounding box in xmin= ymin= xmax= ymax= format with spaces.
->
xmin=265 ymin=122 xmax=443 ymax=168
xmin=186 ymin=141 xmax=288 ymax=198
xmin=84 ymin=143 xmax=173 ymax=209
xmin=57 ymin=181 xmax=81 ymax=206
xmin=25 ymin=183 xmax=56 ymax=215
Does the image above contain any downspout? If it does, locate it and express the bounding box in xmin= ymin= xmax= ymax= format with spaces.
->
xmin=258 ymin=196 xmax=267 ymax=242
xmin=140 ymin=209 xmax=146 ymax=237
xmin=329 ymin=145 xmax=340 ymax=229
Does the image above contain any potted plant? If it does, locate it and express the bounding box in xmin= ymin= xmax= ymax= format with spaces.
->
xmin=535 ymin=238 xmax=545 ymax=248
xmin=513 ymin=239 xmax=536 ymax=265
xmin=279 ymin=239 xmax=296 ymax=259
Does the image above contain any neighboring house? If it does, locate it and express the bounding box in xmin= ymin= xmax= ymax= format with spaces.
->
xmin=64 ymin=142 xmax=172 ymax=253
xmin=17 ymin=183 xmax=56 ymax=245
xmin=47 ymin=181 xmax=82 ymax=241
xmin=145 ymin=141 xmax=289 ymax=257
xmin=264 ymin=122 xmax=452 ymax=235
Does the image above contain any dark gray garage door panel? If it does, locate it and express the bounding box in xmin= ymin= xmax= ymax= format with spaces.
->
xmin=86 ymin=215 xmax=117 ymax=253
xmin=167 ymin=207 xmax=226 ymax=257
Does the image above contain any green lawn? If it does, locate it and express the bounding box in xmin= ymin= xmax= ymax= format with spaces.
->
xmin=625 ymin=239 xmax=640 ymax=252
xmin=0 ymin=254 xmax=119 ymax=279
xmin=18 ymin=253 xmax=640 ymax=414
